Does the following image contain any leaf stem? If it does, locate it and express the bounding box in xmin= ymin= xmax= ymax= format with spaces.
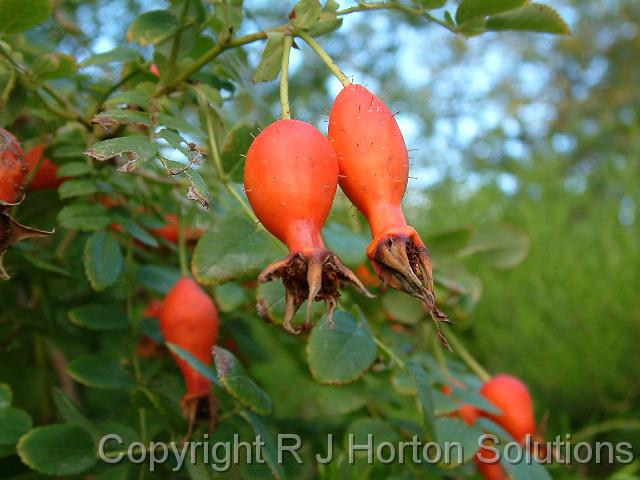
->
xmin=167 ymin=0 xmax=191 ymax=81
xmin=374 ymin=336 xmax=406 ymax=369
xmin=199 ymin=96 xmax=261 ymax=225
xmin=446 ymin=331 xmax=491 ymax=382
xmin=280 ymin=34 xmax=294 ymax=119
xmin=155 ymin=30 xmax=270 ymax=97
xmin=91 ymin=65 xmax=148 ymax=117
xmin=0 ymin=69 xmax=16 ymax=110
xmin=153 ymin=3 xmax=456 ymax=98
xmin=125 ymin=238 xmax=148 ymax=445
xmin=431 ymin=327 xmax=450 ymax=377
xmin=572 ymin=419 xmax=640 ymax=443
xmin=336 ymin=2 xmax=458 ymax=33
xmin=177 ymin=207 xmax=189 ymax=276
xmin=296 ymin=31 xmax=350 ymax=87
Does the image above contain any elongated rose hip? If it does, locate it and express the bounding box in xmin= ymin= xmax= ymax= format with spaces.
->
xmin=0 ymin=128 xmax=27 ymax=203
xmin=480 ymin=375 xmax=537 ymax=445
xmin=328 ymin=84 xmax=452 ymax=348
xmin=244 ymin=119 xmax=370 ymax=333
xmin=0 ymin=129 xmax=51 ymax=280
xmin=160 ymin=277 xmax=219 ymax=428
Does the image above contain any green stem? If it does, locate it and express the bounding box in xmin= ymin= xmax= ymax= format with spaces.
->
xmin=152 ymin=3 xmax=455 ymax=98
xmin=200 ymin=97 xmax=261 ymax=225
xmin=374 ymin=337 xmax=406 ymax=369
xmin=446 ymin=331 xmax=491 ymax=382
xmin=280 ymin=34 xmax=294 ymax=119
xmin=33 ymin=90 xmax=78 ymax=121
xmin=91 ymin=66 xmax=148 ymax=117
xmin=155 ymin=30 xmax=270 ymax=97
xmin=336 ymin=2 xmax=458 ymax=33
xmin=572 ymin=419 xmax=640 ymax=444
xmin=40 ymin=83 xmax=88 ymax=125
xmin=54 ymin=231 xmax=77 ymax=259
xmin=177 ymin=208 xmax=189 ymax=276
xmin=431 ymin=327 xmax=450 ymax=377
xmin=126 ymin=239 xmax=148 ymax=444
xmin=167 ymin=0 xmax=191 ymax=80
xmin=297 ymin=31 xmax=350 ymax=87
xmin=0 ymin=69 xmax=17 ymax=109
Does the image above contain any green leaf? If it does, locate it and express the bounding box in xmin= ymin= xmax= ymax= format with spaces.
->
xmin=485 ymin=4 xmax=570 ymax=34
xmin=156 ymin=128 xmax=189 ymax=155
xmin=412 ymin=0 xmax=446 ymax=9
xmin=0 ymin=0 xmax=52 ymax=34
xmin=137 ymin=264 xmax=182 ymax=294
xmin=85 ymin=136 xmax=158 ymax=172
xmin=345 ymin=418 xmax=400 ymax=457
xmin=406 ymin=360 xmax=437 ymax=441
xmin=317 ymin=384 xmax=367 ymax=416
xmin=323 ymin=223 xmax=369 ymax=266
xmin=0 ymin=383 xmax=12 ymax=409
xmin=91 ymin=110 xmax=151 ymax=129
xmin=0 ymin=407 xmax=32 ymax=445
xmin=213 ymin=0 xmax=244 ymax=38
xmin=57 ymin=203 xmax=111 ymax=231
xmin=184 ymin=167 xmax=210 ymax=209
xmin=67 ymin=354 xmax=134 ymax=390
xmin=476 ymin=417 xmax=516 ymax=442
xmin=239 ymin=411 xmax=286 ymax=480
xmin=214 ymin=282 xmax=247 ymax=312
xmin=157 ymin=113 xmax=204 ymax=138
xmin=214 ymin=347 xmax=272 ymax=415
xmin=106 ymin=89 xmax=151 ymax=109
xmin=32 ymin=52 xmax=77 ymax=80
xmin=256 ymin=281 xmax=324 ymax=327
xmin=306 ymin=13 xmax=342 ymax=37
xmin=425 ymin=226 xmax=471 ymax=256
xmin=192 ymin=217 xmax=280 ymax=286
xmin=80 ymin=47 xmax=143 ymax=67
xmin=51 ymin=388 xmax=101 ymax=441
xmin=220 ymin=122 xmax=260 ymax=183
xmin=58 ymin=179 xmax=98 ymax=199
xmin=51 ymin=144 xmax=85 ymax=159
xmin=190 ymin=83 xmax=222 ymax=107
xmin=19 ymin=252 xmax=69 ymax=276
xmin=166 ymin=342 xmax=221 ymax=387
xmin=455 ymin=0 xmax=526 ymax=24
xmin=56 ymin=162 xmax=92 ymax=177
xmin=502 ymin=454 xmax=552 ymax=480
xmin=16 ymin=424 xmax=96 ymax=475
xmin=291 ymin=0 xmax=322 ymax=30
xmin=127 ymin=10 xmax=179 ymax=46
xmin=306 ymin=311 xmax=377 ymax=385
xmin=435 ymin=417 xmax=483 ymax=463
xmin=84 ymin=231 xmax=124 ymax=291
xmin=68 ymin=304 xmax=129 ymax=331
xmin=432 ymin=387 xmax=459 ymax=415
xmin=458 ymin=223 xmax=529 ymax=269
xmin=391 ymin=370 xmax=416 ymax=395
xmin=382 ymin=289 xmax=424 ymax=325
xmin=253 ymin=32 xmax=284 ymax=83
xmin=477 ymin=415 xmax=552 ymax=480
xmin=434 ymin=258 xmax=482 ymax=316
xmin=452 ymin=387 xmax=501 ymax=415
xmin=112 ymin=215 xmax=159 ymax=248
